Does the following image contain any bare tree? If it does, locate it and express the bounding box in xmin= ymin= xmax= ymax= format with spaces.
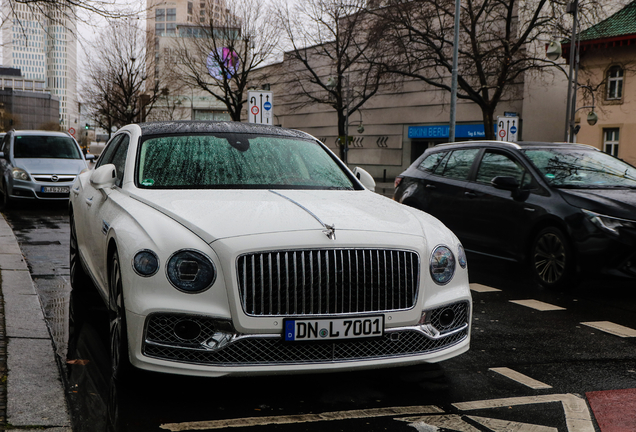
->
xmin=274 ymin=0 xmax=392 ymax=161
xmin=81 ymin=20 xmax=164 ymax=135
xmin=371 ymin=0 xmax=610 ymax=140
xmin=164 ymin=0 xmax=280 ymax=121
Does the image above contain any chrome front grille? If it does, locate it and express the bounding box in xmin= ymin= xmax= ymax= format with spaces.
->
xmin=32 ymin=174 xmax=76 ymax=183
xmin=142 ymin=301 xmax=470 ymax=366
xmin=237 ymin=249 xmax=420 ymax=316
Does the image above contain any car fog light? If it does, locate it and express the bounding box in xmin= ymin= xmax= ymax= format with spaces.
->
xmin=439 ymin=308 xmax=456 ymax=327
xmin=167 ymin=250 xmax=216 ymax=293
xmin=430 ymin=245 xmax=456 ymax=285
xmin=174 ymin=320 xmax=202 ymax=340
xmin=133 ymin=250 xmax=159 ymax=277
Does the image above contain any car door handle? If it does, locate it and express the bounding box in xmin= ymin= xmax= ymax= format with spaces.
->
xmin=85 ymin=197 xmax=93 ymax=206
xmin=464 ymin=191 xmax=477 ymax=197
xmin=72 ymin=186 xmax=80 ymax=196
xmin=425 ymin=184 xmax=436 ymax=189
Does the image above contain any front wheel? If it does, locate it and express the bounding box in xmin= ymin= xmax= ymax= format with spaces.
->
xmin=109 ymin=251 xmax=132 ymax=380
xmin=0 ymin=181 xmax=9 ymax=210
xmin=70 ymin=212 xmax=92 ymax=291
xmin=530 ymin=226 xmax=576 ymax=290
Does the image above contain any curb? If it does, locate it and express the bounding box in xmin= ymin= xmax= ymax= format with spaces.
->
xmin=0 ymin=213 xmax=71 ymax=431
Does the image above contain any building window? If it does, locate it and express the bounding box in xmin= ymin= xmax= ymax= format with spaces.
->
xmin=166 ymin=8 xmax=176 ymax=21
xmin=603 ymin=128 xmax=619 ymax=157
xmin=166 ymin=23 xmax=176 ymax=35
xmin=155 ymin=23 xmax=165 ymax=34
xmin=607 ymin=66 xmax=623 ymax=100
xmin=156 ymin=8 xmax=165 ymax=21
xmin=188 ymin=2 xmax=193 ymax=14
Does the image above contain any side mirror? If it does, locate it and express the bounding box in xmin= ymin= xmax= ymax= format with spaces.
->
xmin=491 ymin=176 xmax=520 ymax=191
xmin=90 ymin=163 xmax=117 ymax=190
xmin=352 ymin=167 xmax=376 ymax=192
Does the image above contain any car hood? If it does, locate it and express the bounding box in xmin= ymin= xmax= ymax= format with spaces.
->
xmin=129 ymin=189 xmax=427 ymax=243
xmin=16 ymin=158 xmax=87 ymax=174
xmin=558 ymin=188 xmax=636 ymax=220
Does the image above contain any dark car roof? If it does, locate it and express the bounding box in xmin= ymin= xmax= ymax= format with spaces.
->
xmin=432 ymin=140 xmax=599 ymax=152
xmin=137 ymin=121 xmax=315 ymax=140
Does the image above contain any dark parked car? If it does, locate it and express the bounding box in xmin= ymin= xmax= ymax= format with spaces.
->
xmin=394 ymin=141 xmax=636 ymax=289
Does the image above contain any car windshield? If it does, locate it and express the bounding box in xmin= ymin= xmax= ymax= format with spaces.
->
xmin=523 ymin=147 xmax=636 ymax=188
xmin=13 ymin=135 xmax=82 ymax=159
xmin=137 ymin=134 xmax=356 ymax=190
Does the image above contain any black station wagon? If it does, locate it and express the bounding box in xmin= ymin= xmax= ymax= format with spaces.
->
xmin=393 ymin=141 xmax=636 ymax=289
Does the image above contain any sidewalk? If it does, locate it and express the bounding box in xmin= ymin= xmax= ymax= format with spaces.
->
xmin=0 ymin=214 xmax=71 ymax=431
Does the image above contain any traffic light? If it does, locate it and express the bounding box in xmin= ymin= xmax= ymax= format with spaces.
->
xmin=85 ymin=123 xmax=90 ymax=130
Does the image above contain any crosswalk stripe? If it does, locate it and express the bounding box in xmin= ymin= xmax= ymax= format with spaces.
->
xmin=159 ymin=405 xmax=443 ymax=431
xmin=509 ymin=299 xmax=565 ymax=311
xmin=489 ymin=367 xmax=552 ymax=389
xmin=581 ymin=321 xmax=636 ymax=338
xmin=470 ymin=283 xmax=501 ymax=292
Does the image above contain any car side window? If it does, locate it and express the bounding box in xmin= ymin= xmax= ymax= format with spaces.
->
xmin=96 ymin=135 xmax=123 ymax=169
xmin=417 ymin=152 xmax=447 ymax=173
xmin=476 ymin=151 xmax=526 ymax=185
xmin=110 ymin=135 xmax=130 ymax=188
xmin=435 ymin=149 xmax=479 ymax=180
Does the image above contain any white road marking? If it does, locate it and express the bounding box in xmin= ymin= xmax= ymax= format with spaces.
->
xmin=453 ymin=393 xmax=595 ymax=432
xmin=581 ymin=321 xmax=636 ymax=338
xmin=468 ymin=415 xmax=558 ymax=432
xmin=509 ymin=299 xmax=565 ymax=311
xmin=489 ymin=367 xmax=552 ymax=389
xmin=470 ymin=283 xmax=501 ymax=292
xmin=397 ymin=414 xmax=481 ymax=432
xmin=159 ymin=405 xmax=443 ymax=431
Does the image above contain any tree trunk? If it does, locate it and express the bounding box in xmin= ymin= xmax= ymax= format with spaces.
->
xmin=337 ymin=110 xmax=347 ymax=161
xmin=482 ymin=108 xmax=495 ymax=140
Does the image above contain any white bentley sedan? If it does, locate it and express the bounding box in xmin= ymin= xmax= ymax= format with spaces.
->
xmin=69 ymin=121 xmax=472 ymax=378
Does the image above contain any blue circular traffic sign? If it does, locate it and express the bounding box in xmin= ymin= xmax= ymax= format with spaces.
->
xmin=263 ymin=101 xmax=272 ymax=110
xmin=510 ymin=126 xmax=517 ymax=134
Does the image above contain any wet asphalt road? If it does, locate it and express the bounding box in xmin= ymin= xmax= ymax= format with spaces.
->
xmin=3 ymin=201 xmax=636 ymax=432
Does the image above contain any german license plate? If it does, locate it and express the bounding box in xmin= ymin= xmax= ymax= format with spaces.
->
xmin=41 ymin=186 xmax=70 ymax=193
xmin=284 ymin=315 xmax=384 ymax=342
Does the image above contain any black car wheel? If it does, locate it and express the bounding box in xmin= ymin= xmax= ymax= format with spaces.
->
xmin=0 ymin=181 xmax=9 ymax=210
xmin=531 ymin=226 xmax=575 ymax=289
xmin=70 ymin=212 xmax=92 ymax=291
xmin=109 ymin=251 xmax=131 ymax=380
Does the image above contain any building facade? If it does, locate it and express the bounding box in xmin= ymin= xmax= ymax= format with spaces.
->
xmin=567 ymin=0 xmax=636 ymax=166
xmin=146 ymin=0 xmax=232 ymax=121
xmin=254 ymin=56 xmax=568 ymax=181
xmin=0 ymin=68 xmax=59 ymax=130
xmin=1 ymin=1 xmax=78 ymax=130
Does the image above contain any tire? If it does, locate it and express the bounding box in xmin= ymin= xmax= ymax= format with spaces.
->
xmin=0 ymin=181 xmax=9 ymax=210
xmin=530 ymin=226 xmax=576 ymax=290
xmin=109 ymin=251 xmax=132 ymax=380
xmin=69 ymin=212 xmax=92 ymax=291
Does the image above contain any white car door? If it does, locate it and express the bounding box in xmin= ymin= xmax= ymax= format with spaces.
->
xmin=82 ymin=134 xmax=130 ymax=291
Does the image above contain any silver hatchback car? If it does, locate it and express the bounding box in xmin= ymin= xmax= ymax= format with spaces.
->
xmin=0 ymin=130 xmax=92 ymax=207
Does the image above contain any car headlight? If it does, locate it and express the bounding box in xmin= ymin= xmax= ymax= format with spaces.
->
xmin=430 ymin=245 xmax=456 ymax=285
xmin=582 ymin=209 xmax=636 ymax=236
xmin=167 ymin=250 xmax=216 ymax=293
xmin=457 ymin=244 xmax=467 ymax=269
xmin=133 ymin=250 xmax=159 ymax=277
xmin=11 ymin=168 xmax=30 ymax=181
